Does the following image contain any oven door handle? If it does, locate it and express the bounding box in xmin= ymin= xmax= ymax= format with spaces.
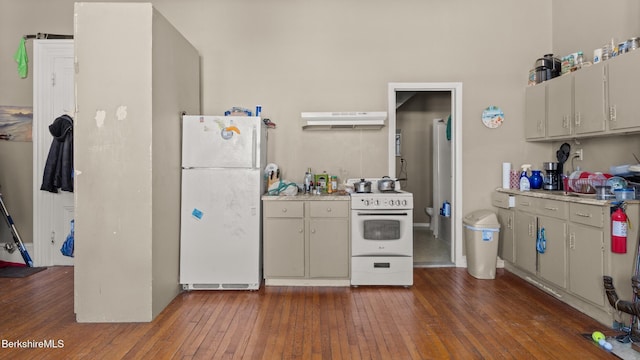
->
xmin=355 ymin=212 xmax=409 ymax=216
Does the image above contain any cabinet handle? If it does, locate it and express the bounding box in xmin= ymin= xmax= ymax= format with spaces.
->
xmin=544 ymin=206 xmax=558 ymax=211
xmin=569 ymin=233 xmax=575 ymax=249
xmin=610 ymin=105 xmax=617 ymax=121
xmin=298 ymin=228 xmax=304 ymax=233
xmin=311 ymin=229 xmax=316 ymax=234
xmin=507 ymin=217 xmax=512 ymax=229
xmin=575 ymin=212 xmax=592 ymax=218
xmin=326 ymin=208 xmax=332 ymax=212
xmin=575 ymin=113 xmax=581 ymax=127
xmin=281 ymin=208 xmax=288 ymax=213
xmin=562 ymin=115 xmax=569 ymax=129
xmin=522 ymin=201 xmax=530 ymax=206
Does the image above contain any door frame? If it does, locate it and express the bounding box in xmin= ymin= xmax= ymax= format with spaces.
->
xmin=388 ymin=82 xmax=464 ymax=267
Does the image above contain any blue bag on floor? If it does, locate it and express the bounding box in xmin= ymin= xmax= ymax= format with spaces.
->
xmin=61 ymin=219 xmax=74 ymax=257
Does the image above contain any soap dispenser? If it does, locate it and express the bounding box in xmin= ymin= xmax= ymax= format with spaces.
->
xmin=519 ymin=164 xmax=531 ymax=191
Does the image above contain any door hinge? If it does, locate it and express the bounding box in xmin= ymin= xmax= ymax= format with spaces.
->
xmin=51 ymin=72 xmax=56 ymax=87
xmin=50 ymin=231 xmax=55 ymax=244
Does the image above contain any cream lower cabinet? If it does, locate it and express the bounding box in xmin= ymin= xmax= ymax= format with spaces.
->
xmin=514 ymin=197 xmax=537 ymax=274
xmin=537 ymin=215 xmax=567 ymax=289
xmin=492 ymin=193 xmax=515 ymax=263
xmin=263 ymin=197 xmax=350 ymax=285
xmin=499 ymin=189 xmax=640 ymax=326
xmin=496 ymin=208 xmax=515 ymax=263
xmin=263 ymin=201 xmax=305 ymax=278
xmin=536 ymin=198 xmax=568 ymax=289
xmin=568 ymin=203 xmax=606 ymax=307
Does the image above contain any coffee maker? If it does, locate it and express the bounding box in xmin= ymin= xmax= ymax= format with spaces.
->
xmin=543 ymin=162 xmax=560 ymax=190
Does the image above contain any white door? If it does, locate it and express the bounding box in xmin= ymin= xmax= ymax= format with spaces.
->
xmin=182 ymin=116 xmax=259 ymax=168
xmin=33 ymin=40 xmax=75 ymax=266
xmin=180 ymin=168 xmax=261 ymax=286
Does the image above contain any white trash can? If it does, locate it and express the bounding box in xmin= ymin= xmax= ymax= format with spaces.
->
xmin=463 ymin=210 xmax=501 ymax=279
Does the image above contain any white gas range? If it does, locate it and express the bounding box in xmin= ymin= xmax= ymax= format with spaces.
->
xmin=346 ymin=178 xmax=414 ymax=287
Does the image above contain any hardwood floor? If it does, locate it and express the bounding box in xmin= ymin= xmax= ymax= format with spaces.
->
xmin=0 ymin=266 xmax=620 ymax=359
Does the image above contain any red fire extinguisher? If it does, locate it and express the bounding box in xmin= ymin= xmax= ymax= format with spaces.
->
xmin=612 ymin=207 xmax=628 ymax=254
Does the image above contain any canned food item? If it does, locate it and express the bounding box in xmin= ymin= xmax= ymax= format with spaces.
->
xmin=528 ymin=69 xmax=536 ymax=86
xmin=618 ymin=42 xmax=627 ymax=54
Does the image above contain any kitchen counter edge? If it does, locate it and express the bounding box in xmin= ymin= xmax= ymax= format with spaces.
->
xmin=262 ymin=194 xmax=350 ymax=201
xmin=495 ymin=188 xmax=640 ymax=205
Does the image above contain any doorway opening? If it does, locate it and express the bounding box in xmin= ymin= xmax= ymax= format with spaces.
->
xmin=388 ymin=83 xmax=463 ymax=268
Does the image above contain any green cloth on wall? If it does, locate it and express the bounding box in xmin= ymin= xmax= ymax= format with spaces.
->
xmin=446 ymin=114 xmax=451 ymax=141
xmin=14 ymin=37 xmax=28 ymax=78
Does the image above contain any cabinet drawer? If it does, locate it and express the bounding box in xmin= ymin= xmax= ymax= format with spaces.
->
xmin=515 ymin=196 xmax=537 ymax=212
xmin=264 ymin=201 xmax=304 ymax=218
xmin=569 ymin=203 xmax=605 ymax=228
xmin=537 ymin=198 xmax=568 ymax=219
xmin=310 ymin=201 xmax=349 ymax=218
xmin=492 ymin=192 xmax=514 ymax=209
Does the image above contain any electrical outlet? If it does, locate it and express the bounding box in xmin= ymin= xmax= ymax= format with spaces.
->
xmin=576 ymin=149 xmax=583 ymax=161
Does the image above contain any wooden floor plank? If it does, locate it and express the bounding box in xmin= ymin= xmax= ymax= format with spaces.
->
xmin=0 ymin=266 xmax=623 ymax=359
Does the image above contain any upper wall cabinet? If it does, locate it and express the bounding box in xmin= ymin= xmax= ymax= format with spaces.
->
xmin=525 ymin=50 xmax=640 ymax=142
xmin=607 ymin=49 xmax=640 ymax=132
xmin=525 ymin=83 xmax=546 ymax=140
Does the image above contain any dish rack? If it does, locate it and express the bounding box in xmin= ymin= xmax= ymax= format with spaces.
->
xmin=566 ymin=173 xmax=607 ymax=193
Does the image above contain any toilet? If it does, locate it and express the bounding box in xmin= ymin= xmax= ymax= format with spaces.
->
xmin=424 ymin=207 xmax=434 ymax=229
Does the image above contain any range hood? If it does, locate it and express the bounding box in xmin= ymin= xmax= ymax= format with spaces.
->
xmin=301 ymin=111 xmax=387 ymax=130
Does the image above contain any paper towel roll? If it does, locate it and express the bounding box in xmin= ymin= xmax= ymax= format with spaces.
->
xmin=502 ymin=163 xmax=511 ymax=189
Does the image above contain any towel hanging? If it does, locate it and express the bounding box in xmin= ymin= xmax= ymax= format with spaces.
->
xmin=14 ymin=38 xmax=28 ymax=78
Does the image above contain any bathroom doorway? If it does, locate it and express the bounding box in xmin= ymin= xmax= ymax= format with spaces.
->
xmin=387 ymin=83 xmax=463 ymax=268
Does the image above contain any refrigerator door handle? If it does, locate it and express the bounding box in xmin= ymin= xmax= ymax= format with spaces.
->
xmin=252 ymin=125 xmax=257 ymax=169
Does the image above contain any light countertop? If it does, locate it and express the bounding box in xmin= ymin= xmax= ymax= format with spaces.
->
xmin=262 ymin=192 xmax=350 ymax=201
xmin=496 ymin=188 xmax=639 ymax=206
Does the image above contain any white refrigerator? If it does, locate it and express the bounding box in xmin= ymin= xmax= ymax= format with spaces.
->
xmin=180 ymin=115 xmax=266 ymax=290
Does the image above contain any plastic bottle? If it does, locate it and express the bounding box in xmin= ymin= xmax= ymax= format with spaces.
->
xmin=304 ymin=168 xmax=313 ymax=193
xmin=576 ymin=51 xmax=584 ymax=69
xmin=331 ymin=176 xmax=338 ymax=193
xmin=519 ymin=164 xmax=531 ymax=191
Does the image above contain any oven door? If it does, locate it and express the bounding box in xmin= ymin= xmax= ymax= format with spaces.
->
xmin=351 ymin=209 xmax=413 ymax=256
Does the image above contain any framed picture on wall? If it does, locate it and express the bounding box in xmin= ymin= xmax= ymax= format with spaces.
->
xmin=0 ymin=105 xmax=32 ymax=142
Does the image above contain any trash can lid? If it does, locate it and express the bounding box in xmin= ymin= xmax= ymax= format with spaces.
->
xmin=463 ymin=209 xmax=500 ymax=228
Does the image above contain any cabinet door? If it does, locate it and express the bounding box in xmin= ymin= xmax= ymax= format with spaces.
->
xmin=568 ymin=224 xmax=605 ymax=306
xmin=497 ymin=208 xmax=515 ymax=263
xmin=309 ymin=218 xmax=349 ymax=278
xmin=547 ymin=75 xmax=573 ymax=138
xmin=574 ymin=63 xmax=607 ymax=135
xmin=607 ymin=50 xmax=640 ymax=132
xmin=537 ymin=216 xmax=567 ymax=289
xmin=515 ymin=211 xmax=537 ymax=274
xmin=525 ymin=84 xmax=546 ymax=140
xmin=263 ymin=218 xmax=305 ymax=278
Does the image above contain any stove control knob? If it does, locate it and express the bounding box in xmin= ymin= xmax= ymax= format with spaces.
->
xmin=395 ymin=200 xmax=401 ymax=206
xmin=374 ymin=200 xmax=379 ymax=206
xmin=402 ymin=200 xmax=407 ymax=206
xmin=363 ymin=200 xmax=369 ymax=206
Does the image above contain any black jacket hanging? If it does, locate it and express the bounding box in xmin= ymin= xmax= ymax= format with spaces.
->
xmin=41 ymin=114 xmax=73 ymax=193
